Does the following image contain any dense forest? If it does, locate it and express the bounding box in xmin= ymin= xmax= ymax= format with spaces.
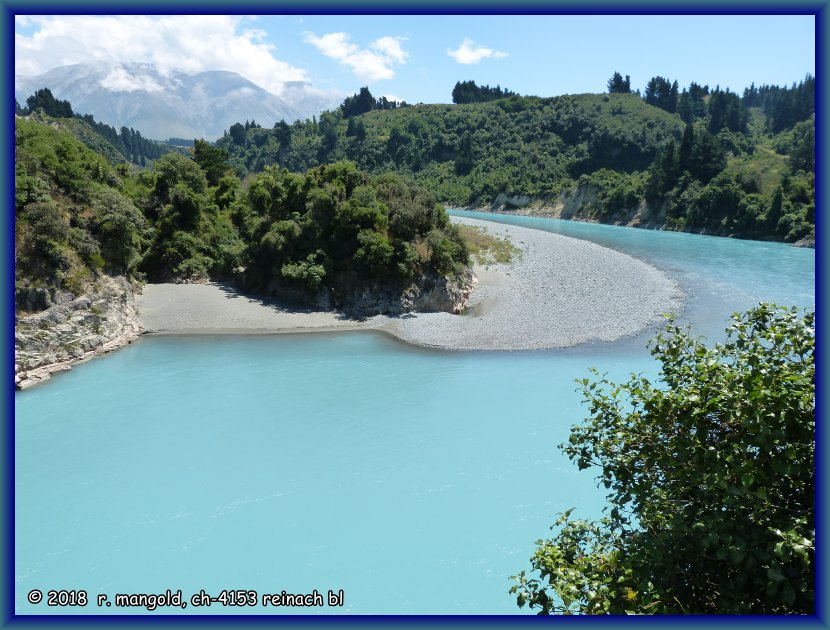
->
xmin=216 ymin=75 xmax=814 ymax=243
xmin=14 ymin=112 xmax=468 ymax=311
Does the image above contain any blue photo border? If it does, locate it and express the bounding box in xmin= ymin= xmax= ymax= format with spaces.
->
xmin=1 ymin=2 xmax=825 ymax=628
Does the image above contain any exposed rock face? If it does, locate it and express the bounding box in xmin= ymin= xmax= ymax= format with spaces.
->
xmin=492 ymin=193 xmax=532 ymax=209
xmin=342 ymin=269 xmax=476 ymax=319
xmin=15 ymin=276 xmax=143 ymax=390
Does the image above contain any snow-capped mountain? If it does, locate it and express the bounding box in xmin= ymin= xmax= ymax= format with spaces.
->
xmin=15 ymin=62 xmax=340 ymax=140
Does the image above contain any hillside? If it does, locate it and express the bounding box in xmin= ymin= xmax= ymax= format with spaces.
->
xmin=218 ymin=81 xmax=814 ymax=244
xmin=17 ymin=88 xmax=187 ymax=167
xmin=15 ymin=114 xmax=470 ymax=312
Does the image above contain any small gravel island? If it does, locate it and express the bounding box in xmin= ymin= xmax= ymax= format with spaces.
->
xmin=138 ymin=216 xmax=684 ymax=351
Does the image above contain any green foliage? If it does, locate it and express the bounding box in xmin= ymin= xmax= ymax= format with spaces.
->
xmin=91 ymin=189 xmax=150 ymax=273
xmin=280 ymin=252 xmax=326 ymax=290
xmin=708 ymin=88 xmax=748 ymax=134
xmin=241 ymin=162 xmax=466 ymax=300
xmin=15 ymin=117 xmax=152 ymax=295
xmin=425 ymin=226 xmax=468 ymax=276
xmin=743 ymin=75 xmax=814 ymax=133
xmin=452 ymin=80 xmax=516 ymax=104
xmin=213 ymin=73 xmax=812 ymax=243
xmin=20 ymin=89 xmax=173 ymax=167
xmin=219 ymin=92 xmax=682 ymax=209
xmin=643 ymin=76 xmax=678 ymax=113
xmin=677 ymin=82 xmax=709 ymax=123
xmin=512 ymin=305 xmax=815 ymax=614
xmin=607 ymin=72 xmax=631 ymax=94
xmin=646 ymin=114 xmax=813 ymax=241
xmin=341 ymin=86 xmax=408 ymax=118
xmin=74 ymin=112 xmax=172 ymax=165
xmin=193 ymin=139 xmax=231 ymax=186
xmin=16 ymin=114 xmax=463 ymax=303
xmin=25 ymin=87 xmax=73 ymax=118
xmin=776 ymin=117 xmax=815 ymax=173
xmin=576 ymin=169 xmax=643 ymax=220
xmin=152 ymin=152 xmax=208 ymax=203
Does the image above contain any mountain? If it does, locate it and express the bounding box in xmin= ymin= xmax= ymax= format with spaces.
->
xmin=15 ymin=62 xmax=339 ymax=141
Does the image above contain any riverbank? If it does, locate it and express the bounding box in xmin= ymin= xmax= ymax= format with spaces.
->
xmin=136 ymin=217 xmax=685 ymax=351
xmin=15 ymin=276 xmax=143 ymax=390
xmin=464 ymin=201 xmax=815 ymax=248
xmin=14 ymin=217 xmax=687 ymax=390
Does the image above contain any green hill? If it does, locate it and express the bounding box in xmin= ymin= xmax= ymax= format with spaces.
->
xmin=217 ymin=81 xmax=814 ymax=244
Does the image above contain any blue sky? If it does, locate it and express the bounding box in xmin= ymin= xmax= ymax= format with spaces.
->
xmin=15 ymin=14 xmax=815 ymax=103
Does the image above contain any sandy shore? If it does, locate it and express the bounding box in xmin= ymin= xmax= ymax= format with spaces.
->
xmin=137 ymin=282 xmax=366 ymax=334
xmin=137 ymin=217 xmax=684 ymax=351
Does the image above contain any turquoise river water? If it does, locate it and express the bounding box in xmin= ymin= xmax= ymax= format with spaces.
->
xmin=14 ymin=210 xmax=815 ymax=615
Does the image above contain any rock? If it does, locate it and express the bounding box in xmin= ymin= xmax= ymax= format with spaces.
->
xmin=493 ymin=193 xmax=532 ymax=209
xmin=14 ymin=275 xmax=144 ymax=386
xmin=340 ymin=269 xmax=475 ymax=318
xmin=15 ymin=286 xmax=53 ymax=312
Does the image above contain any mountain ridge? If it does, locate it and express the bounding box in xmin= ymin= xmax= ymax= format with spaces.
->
xmin=15 ymin=62 xmax=339 ymax=141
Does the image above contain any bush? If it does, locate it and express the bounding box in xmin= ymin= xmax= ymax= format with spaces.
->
xmin=512 ymin=305 xmax=815 ymax=614
xmin=281 ymin=252 xmax=326 ymax=291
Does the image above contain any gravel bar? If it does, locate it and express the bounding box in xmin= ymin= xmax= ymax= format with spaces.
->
xmin=385 ymin=217 xmax=685 ymax=350
xmin=137 ymin=217 xmax=685 ymax=351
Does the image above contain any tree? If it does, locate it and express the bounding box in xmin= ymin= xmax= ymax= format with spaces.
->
xmin=273 ymin=120 xmax=292 ymax=151
xmin=25 ymin=88 xmax=73 ymax=118
xmin=91 ymin=189 xmax=149 ymax=273
xmin=341 ymin=86 xmax=375 ymax=118
xmin=708 ymin=88 xmax=747 ymax=134
xmin=346 ymin=118 xmax=367 ymax=143
xmin=767 ymin=185 xmax=784 ymax=230
xmin=607 ymin=72 xmax=631 ymax=94
xmin=512 ymin=305 xmax=815 ymax=614
xmin=452 ymin=80 xmax=516 ymax=104
xmin=643 ymin=76 xmax=677 ymax=113
xmin=192 ymin=139 xmax=230 ymax=186
xmin=229 ymin=122 xmax=246 ymax=145
xmin=153 ymin=152 xmax=208 ymax=197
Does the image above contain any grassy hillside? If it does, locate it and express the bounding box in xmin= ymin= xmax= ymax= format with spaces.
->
xmin=218 ymin=86 xmax=814 ymax=243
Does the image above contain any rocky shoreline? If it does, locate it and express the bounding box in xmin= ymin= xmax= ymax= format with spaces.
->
xmin=14 ymin=276 xmax=144 ymax=390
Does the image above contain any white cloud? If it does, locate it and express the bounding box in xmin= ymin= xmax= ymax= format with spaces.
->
xmin=303 ymin=31 xmax=408 ymax=81
xmin=99 ymin=66 xmax=163 ymax=93
xmin=382 ymin=93 xmax=404 ymax=103
xmin=14 ymin=15 xmax=308 ymax=95
xmin=447 ymin=38 xmax=508 ymax=65
xmin=372 ymin=36 xmax=408 ymax=63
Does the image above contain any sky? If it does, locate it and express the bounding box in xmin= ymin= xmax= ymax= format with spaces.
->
xmin=14 ymin=14 xmax=816 ymax=104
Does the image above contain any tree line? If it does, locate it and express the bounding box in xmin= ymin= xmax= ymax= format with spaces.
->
xmin=217 ymin=72 xmax=814 ymax=244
